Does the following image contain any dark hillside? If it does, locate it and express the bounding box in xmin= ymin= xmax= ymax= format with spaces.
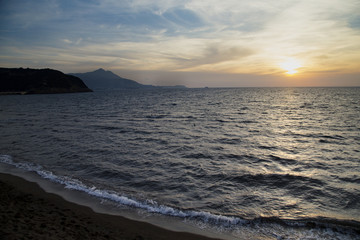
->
xmin=69 ymin=68 xmax=152 ymax=90
xmin=0 ymin=68 xmax=92 ymax=94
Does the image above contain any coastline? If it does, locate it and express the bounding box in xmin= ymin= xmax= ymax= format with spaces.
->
xmin=0 ymin=173 xmax=220 ymax=240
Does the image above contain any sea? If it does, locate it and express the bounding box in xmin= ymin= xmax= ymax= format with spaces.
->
xmin=0 ymin=87 xmax=359 ymax=239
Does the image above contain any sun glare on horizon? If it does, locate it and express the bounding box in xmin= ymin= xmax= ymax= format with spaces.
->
xmin=280 ymin=58 xmax=302 ymax=76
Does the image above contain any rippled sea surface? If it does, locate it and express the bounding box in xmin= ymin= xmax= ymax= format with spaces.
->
xmin=1 ymin=88 xmax=359 ymax=239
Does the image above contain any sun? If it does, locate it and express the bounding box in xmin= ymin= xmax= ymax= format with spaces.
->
xmin=280 ymin=58 xmax=302 ymax=75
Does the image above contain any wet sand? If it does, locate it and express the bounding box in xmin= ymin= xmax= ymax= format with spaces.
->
xmin=0 ymin=173 xmax=220 ymax=240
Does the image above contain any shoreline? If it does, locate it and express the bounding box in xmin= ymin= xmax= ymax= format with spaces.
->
xmin=0 ymin=173 xmax=220 ymax=240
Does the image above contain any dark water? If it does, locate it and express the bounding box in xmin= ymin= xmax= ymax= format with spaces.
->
xmin=1 ymin=88 xmax=359 ymax=239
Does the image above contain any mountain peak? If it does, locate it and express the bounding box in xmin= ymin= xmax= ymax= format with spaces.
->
xmin=95 ymin=68 xmax=106 ymax=72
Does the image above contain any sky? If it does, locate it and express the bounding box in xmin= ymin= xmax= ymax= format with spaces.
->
xmin=1 ymin=0 xmax=360 ymax=87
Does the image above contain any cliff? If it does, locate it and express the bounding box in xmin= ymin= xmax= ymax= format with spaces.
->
xmin=0 ymin=68 xmax=92 ymax=94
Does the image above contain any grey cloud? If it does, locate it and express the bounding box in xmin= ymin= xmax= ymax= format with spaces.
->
xmin=170 ymin=43 xmax=254 ymax=69
xmin=348 ymin=16 xmax=360 ymax=29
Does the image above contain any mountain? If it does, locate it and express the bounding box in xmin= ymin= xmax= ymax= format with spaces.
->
xmin=70 ymin=68 xmax=187 ymax=90
xmin=69 ymin=68 xmax=153 ymax=90
xmin=0 ymin=68 xmax=92 ymax=94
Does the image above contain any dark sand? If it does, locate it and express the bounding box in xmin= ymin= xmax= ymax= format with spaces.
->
xmin=0 ymin=173 xmax=220 ymax=240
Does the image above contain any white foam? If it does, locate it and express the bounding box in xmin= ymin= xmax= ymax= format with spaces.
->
xmin=0 ymin=154 xmax=245 ymax=227
xmin=2 ymin=154 xmax=358 ymax=239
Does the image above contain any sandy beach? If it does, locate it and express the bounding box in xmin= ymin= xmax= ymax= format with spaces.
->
xmin=0 ymin=173 xmax=219 ymax=240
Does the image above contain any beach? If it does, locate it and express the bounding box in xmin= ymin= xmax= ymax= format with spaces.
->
xmin=0 ymin=173 xmax=219 ymax=240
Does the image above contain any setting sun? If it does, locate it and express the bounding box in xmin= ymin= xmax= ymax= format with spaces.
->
xmin=280 ymin=59 xmax=302 ymax=75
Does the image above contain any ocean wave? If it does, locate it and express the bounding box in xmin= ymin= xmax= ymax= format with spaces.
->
xmin=208 ymin=172 xmax=324 ymax=190
xmin=1 ymin=154 xmax=360 ymax=239
xmin=0 ymin=155 xmax=245 ymax=227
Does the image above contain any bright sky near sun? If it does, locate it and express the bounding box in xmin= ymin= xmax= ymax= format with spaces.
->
xmin=1 ymin=0 xmax=360 ymax=87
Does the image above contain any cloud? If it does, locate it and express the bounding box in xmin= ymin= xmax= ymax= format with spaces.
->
xmin=348 ymin=15 xmax=360 ymax=30
xmin=168 ymin=43 xmax=255 ymax=71
xmin=63 ymin=39 xmax=72 ymax=44
xmin=1 ymin=0 xmax=360 ymax=86
xmin=162 ymin=7 xmax=203 ymax=28
xmin=234 ymin=0 xmax=360 ymax=74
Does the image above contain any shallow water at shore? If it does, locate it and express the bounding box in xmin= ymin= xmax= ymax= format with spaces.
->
xmin=0 ymin=172 xmax=220 ymax=240
xmin=1 ymin=87 xmax=359 ymax=239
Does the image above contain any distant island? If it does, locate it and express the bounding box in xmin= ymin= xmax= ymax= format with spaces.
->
xmin=0 ymin=68 xmax=92 ymax=95
xmin=69 ymin=68 xmax=150 ymax=90
xmin=70 ymin=68 xmax=187 ymax=90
